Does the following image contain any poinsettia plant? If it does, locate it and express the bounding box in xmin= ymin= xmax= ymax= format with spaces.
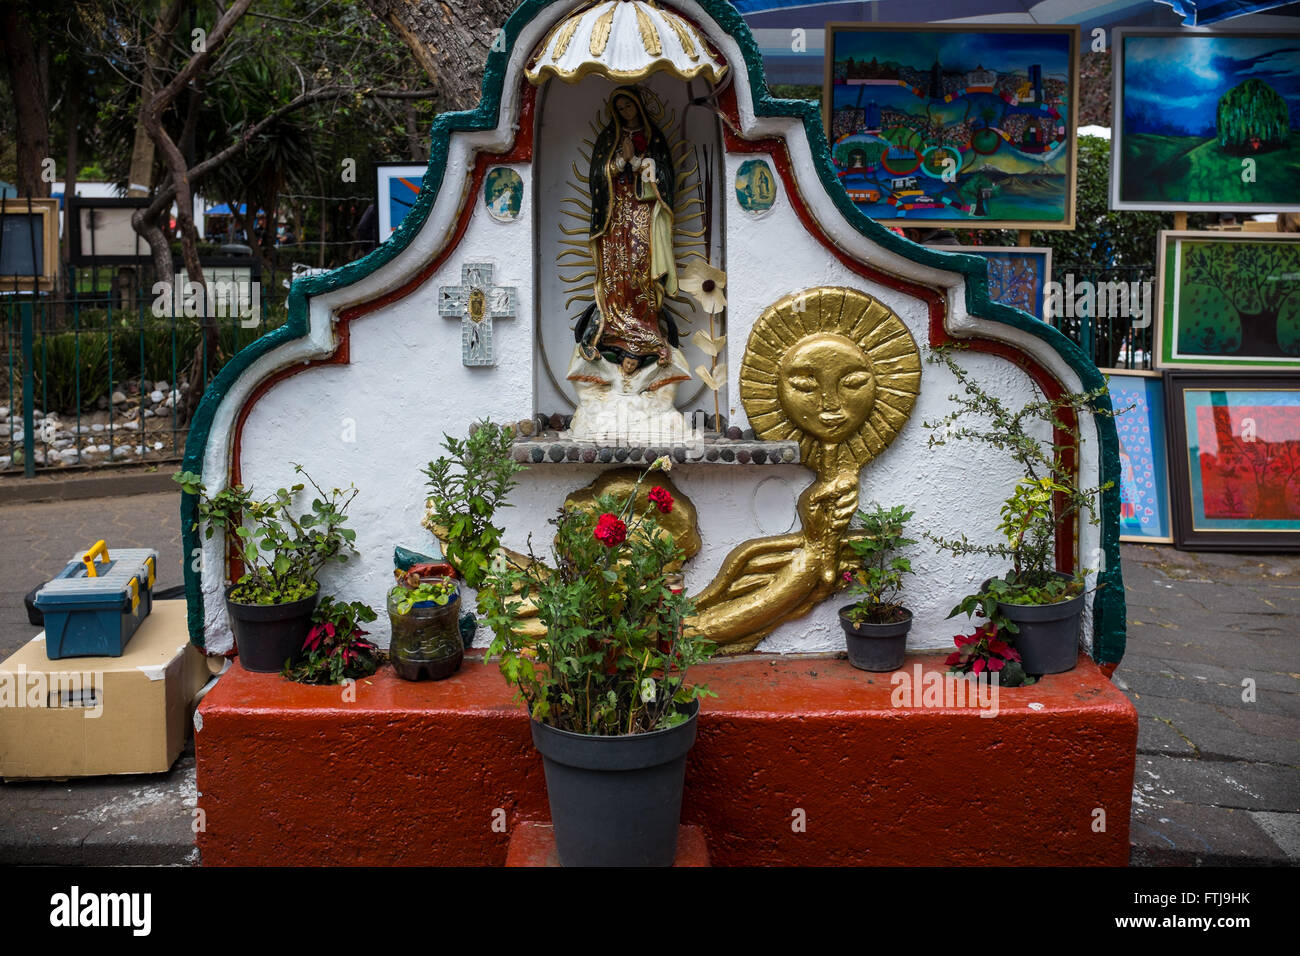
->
xmin=477 ymin=457 xmax=715 ymax=736
xmin=946 ymin=622 xmax=1033 ymax=686
xmin=284 ymin=597 xmax=381 ymax=685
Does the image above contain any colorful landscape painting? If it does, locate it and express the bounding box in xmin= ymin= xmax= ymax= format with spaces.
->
xmin=1114 ymin=31 xmax=1300 ymax=210
xmin=825 ymin=24 xmax=1077 ymax=228
xmin=1186 ymin=391 xmax=1300 ymax=531
xmin=1108 ymin=373 xmax=1171 ymax=541
xmin=1159 ymin=233 xmax=1300 ymax=369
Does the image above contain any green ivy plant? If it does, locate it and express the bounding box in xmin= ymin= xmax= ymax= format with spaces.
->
xmin=922 ymin=347 xmax=1112 ymax=627
xmin=389 ymin=577 xmax=457 ymax=615
xmin=843 ymin=503 xmax=917 ymax=625
xmin=422 ymin=421 xmax=525 ymax=589
xmin=175 ymin=464 xmax=359 ymax=605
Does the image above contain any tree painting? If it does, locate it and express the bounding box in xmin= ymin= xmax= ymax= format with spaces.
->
xmin=1197 ymin=404 xmax=1300 ymax=523
xmin=1176 ymin=241 xmax=1300 ymax=359
xmin=1217 ymin=78 xmax=1290 ymax=153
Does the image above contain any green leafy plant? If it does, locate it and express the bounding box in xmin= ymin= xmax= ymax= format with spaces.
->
xmin=922 ymin=347 xmax=1112 ymax=627
xmin=422 ymin=421 xmax=525 ymax=588
xmin=843 ymin=503 xmax=916 ymax=624
xmin=476 ymin=458 xmax=715 ymax=737
xmin=174 ymin=464 xmax=358 ymax=604
xmin=389 ymin=576 xmax=457 ymax=615
xmin=283 ymin=597 xmax=380 ymax=685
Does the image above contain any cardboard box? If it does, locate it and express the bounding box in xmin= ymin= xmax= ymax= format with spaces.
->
xmin=0 ymin=601 xmax=210 ymax=780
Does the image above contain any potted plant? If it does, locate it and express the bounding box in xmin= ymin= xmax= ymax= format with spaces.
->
xmin=924 ymin=348 xmax=1112 ymax=676
xmin=175 ymin=465 xmax=359 ymax=673
xmin=387 ymin=570 xmax=463 ymax=681
xmin=424 ymin=424 xmax=713 ymax=866
xmin=283 ymin=597 xmax=381 ymax=685
xmin=838 ymin=503 xmax=916 ymax=672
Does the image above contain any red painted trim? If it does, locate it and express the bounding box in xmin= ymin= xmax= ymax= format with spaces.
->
xmin=717 ymin=87 xmax=1078 ymax=569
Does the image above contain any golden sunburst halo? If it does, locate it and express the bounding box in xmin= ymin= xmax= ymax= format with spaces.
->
xmin=740 ymin=287 xmax=922 ymax=467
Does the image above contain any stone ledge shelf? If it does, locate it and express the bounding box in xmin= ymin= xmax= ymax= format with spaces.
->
xmin=511 ymin=432 xmax=801 ymax=466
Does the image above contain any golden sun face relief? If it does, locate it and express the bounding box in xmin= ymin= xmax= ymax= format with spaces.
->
xmin=741 ymin=287 xmax=922 ymax=469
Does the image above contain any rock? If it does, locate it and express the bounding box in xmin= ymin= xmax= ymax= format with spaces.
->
xmin=150 ymin=390 xmax=164 ymax=404
xmin=0 ymin=456 xmax=9 ymax=469
xmin=155 ymin=381 xmax=170 ymax=393
xmin=123 ymin=407 xmax=139 ymax=421
xmin=0 ymin=405 xmax=8 ymax=418
xmin=517 ymin=418 xmax=535 ymax=437
xmin=736 ymin=449 xmax=751 ymax=464
xmin=597 ymin=448 xmax=613 ymax=463
xmin=614 ymin=447 xmax=629 ymax=462
xmin=673 ymin=446 xmax=687 ymax=463
xmin=512 ymin=446 xmax=531 ymax=463
xmin=153 ymin=441 xmax=163 ymax=451
xmin=33 ymin=410 xmax=44 ymax=422
xmin=705 ymin=447 xmax=719 ymax=462
xmin=743 ymin=428 xmax=756 ymax=440
xmin=781 ymin=447 xmax=796 ymax=463
xmin=726 ymin=426 xmax=742 ymax=440
xmin=140 ymin=380 xmax=153 ymax=393
xmin=721 ymin=448 xmax=735 ymax=462
xmin=530 ymin=447 xmax=544 ymax=463
xmin=0 ymin=424 xmax=9 ymax=438
xmin=52 ymin=438 xmax=72 ymax=449
xmin=111 ymin=391 xmax=127 ymax=405
xmin=91 ymin=423 xmax=105 ymax=433
xmin=535 ymin=414 xmax=549 ymax=435
xmin=112 ymin=446 xmax=131 ymax=459
xmin=752 ymin=448 xmax=768 ymax=464
xmin=581 ymin=448 xmax=597 ymax=463
xmin=122 ymin=421 xmax=140 ymax=431
xmin=135 ymin=445 xmax=144 ymax=455
xmin=548 ymin=412 xmax=565 ymax=432
xmin=95 ymin=444 xmax=110 ymax=453
xmin=12 ymin=429 xmax=23 ymax=443
xmin=144 ymin=408 xmax=155 ymax=418
xmin=547 ymin=445 xmax=565 ymax=462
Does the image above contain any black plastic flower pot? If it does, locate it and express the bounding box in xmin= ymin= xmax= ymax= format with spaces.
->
xmin=529 ymin=701 xmax=699 ymax=867
xmin=839 ymin=606 xmax=912 ymax=672
xmin=225 ymin=585 xmax=318 ymax=674
xmin=992 ymin=586 xmax=1084 ymax=676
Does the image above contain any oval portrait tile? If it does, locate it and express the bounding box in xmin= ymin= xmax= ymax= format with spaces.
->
xmin=735 ymin=159 xmax=778 ymax=215
xmin=484 ymin=167 xmax=523 ymax=222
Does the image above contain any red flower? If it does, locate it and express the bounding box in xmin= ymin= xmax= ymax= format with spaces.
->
xmin=648 ymin=486 xmax=674 ymax=514
xmin=594 ymin=513 xmax=627 ymax=547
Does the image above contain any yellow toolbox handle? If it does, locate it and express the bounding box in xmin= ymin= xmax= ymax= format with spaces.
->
xmin=81 ymin=540 xmax=110 ymax=578
xmin=128 ymin=577 xmax=140 ymax=614
xmin=145 ymin=555 xmax=156 ymax=588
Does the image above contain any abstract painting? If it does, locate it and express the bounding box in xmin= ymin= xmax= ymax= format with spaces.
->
xmin=1112 ymin=29 xmax=1300 ymax=211
xmin=1105 ymin=370 xmax=1171 ymax=542
xmin=1156 ymin=231 xmax=1300 ymax=370
xmin=824 ymin=23 xmax=1078 ymax=229
xmin=1165 ymin=372 xmax=1300 ymax=551
xmin=934 ymin=245 xmax=1052 ymax=319
xmin=376 ymin=164 xmax=426 ymax=239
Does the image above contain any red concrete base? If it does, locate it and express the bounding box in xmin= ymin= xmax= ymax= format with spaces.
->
xmin=505 ymin=822 xmax=711 ymax=867
xmin=195 ymin=652 xmax=1137 ymax=866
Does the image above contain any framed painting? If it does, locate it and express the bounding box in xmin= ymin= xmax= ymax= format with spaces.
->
xmin=1164 ymin=371 xmax=1300 ymax=552
xmin=376 ymin=163 xmax=427 ymax=239
xmin=1155 ymin=231 xmax=1300 ymax=370
xmin=67 ymin=197 xmax=152 ymax=266
xmin=823 ymin=23 xmax=1079 ymax=230
xmin=1103 ymin=369 xmax=1172 ymax=543
xmin=0 ymin=198 xmax=59 ymax=292
xmin=1111 ymin=29 xmax=1300 ymax=212
xmin=932 ymin=245 xmax=1052 ymax=320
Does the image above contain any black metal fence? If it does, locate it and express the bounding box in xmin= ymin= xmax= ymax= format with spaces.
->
xmin=1050 ymin=263 xmax=1156 ymax=372
xmin=2 ymin=264 xmax=289 ymax=475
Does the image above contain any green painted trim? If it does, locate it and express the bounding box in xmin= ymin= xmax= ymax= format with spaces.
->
xmin=181 ymin=0 xmax=1125 ymax=664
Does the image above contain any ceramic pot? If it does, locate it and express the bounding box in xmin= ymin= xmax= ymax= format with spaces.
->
xmin=225 ymin=585 xmax=318 ymax=673
xmin=529 ymin=701 xmax=699 ymax=867
xmin=838 ymin=605 xmax=912 ymax=672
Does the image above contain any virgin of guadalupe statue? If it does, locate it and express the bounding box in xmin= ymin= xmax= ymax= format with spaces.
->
xmin=578 ymin=85 xmax=679 ymax=369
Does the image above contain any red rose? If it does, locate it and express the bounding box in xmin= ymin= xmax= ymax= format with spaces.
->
xmin=594 ymin=513 xmax=627 ymax=547
xmin=648 ymin=485 xmax=674 ymax=514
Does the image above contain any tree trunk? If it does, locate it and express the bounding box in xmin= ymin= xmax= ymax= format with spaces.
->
xmin=362 ymin=0 xmax=517 ymax=110
xmin=1 ymin=2 xmax=51 ymax=197
xmin=59 ymin=66 xmax=81 ymax=313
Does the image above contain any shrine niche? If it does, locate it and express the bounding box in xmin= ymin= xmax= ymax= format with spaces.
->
xmin=180 ymin=0 xmax=1125 ymax=668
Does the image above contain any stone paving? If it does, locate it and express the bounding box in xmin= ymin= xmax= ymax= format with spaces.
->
xmin=0 ymin=489 xmax=1295 ymax=865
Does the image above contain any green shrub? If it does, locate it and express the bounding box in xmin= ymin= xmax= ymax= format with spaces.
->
xmin=32 ymin=331 xmax=112 ymax=413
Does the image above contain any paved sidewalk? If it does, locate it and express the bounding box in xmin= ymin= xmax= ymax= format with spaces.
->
xmin=0 ymin=488 xmax=1295 ymax=865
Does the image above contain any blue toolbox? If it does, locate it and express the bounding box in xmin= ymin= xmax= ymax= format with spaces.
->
xmin=34 ymin=541 xmax=158 ymax=659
